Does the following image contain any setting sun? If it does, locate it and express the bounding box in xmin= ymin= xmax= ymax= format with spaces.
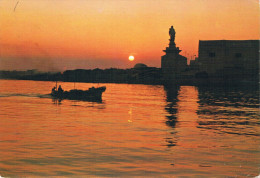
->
xmin=129 ymin=55 xmax=135 ymax=61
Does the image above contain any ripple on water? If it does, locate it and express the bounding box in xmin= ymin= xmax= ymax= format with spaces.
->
xmin=0 ymin=80 xmax=259 ymax=177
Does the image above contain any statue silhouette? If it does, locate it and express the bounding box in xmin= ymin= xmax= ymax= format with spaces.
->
xmin=169 ymin=26 xmax=176 ymax=42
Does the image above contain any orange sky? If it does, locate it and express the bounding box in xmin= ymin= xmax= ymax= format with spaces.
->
xmin=0 ymin=0 xmax=259 ymax=71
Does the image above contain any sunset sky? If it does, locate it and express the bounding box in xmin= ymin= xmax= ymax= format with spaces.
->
xmin=0 ymin=0 xmax=259 ymax=71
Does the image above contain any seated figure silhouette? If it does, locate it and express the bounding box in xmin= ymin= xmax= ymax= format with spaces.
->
xmin=52 ymin=86 xmax=56 ymax=93
xmin=58 ymin=85 xmax=63 ymax=95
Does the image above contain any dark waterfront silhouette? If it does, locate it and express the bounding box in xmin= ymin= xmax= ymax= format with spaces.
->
xmin=0 ymin=66 xmax=162 ymax=85
xmin=161 ymin=26 xmax=259 ymax=86
xmin=0 ymin=26 xmax=259 ymax=86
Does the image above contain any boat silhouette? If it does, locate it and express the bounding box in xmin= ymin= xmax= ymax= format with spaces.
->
xmin=51 ymin=86 xmax=106 ymax=101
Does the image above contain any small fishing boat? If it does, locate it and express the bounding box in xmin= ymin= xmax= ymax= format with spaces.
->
xmin=51 ymin=86 xmax=106 ymax=101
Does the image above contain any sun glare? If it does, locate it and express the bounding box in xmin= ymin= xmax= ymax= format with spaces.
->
xmin=129 ymin=55 xmax=134 ymax=61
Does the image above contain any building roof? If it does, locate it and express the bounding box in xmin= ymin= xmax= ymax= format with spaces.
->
xmin=198 ymin=40 xmax=259 ymax=48
xmin=133 ymin=63 xmax=148 ymax=69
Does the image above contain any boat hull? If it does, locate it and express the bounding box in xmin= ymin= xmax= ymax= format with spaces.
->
xmin=51 ymin=86 xmax=106 ymax=101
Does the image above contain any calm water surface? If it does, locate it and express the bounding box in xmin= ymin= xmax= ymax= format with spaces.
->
xmin=0 ymin=80 xmax=259 ymax=177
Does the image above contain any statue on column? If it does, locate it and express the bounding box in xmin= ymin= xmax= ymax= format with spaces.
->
xmin=169 ymin=26 xmax=176 ymax=43
xmin=163 ymin=25 xmax=181 ymax=54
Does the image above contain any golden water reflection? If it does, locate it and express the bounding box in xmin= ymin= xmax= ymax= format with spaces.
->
xmin=0 ymin=80 xmax=259 ymax=177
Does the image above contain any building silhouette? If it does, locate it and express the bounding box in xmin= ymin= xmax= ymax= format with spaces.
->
xmin=161 ymin=26 xmax=259 ymax=85
xmin=192 ymin=40 xmax=259 ymax=80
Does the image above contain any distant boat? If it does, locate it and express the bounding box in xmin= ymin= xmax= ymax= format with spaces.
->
xmin=51 ymin=86 xmax=106 ymax=101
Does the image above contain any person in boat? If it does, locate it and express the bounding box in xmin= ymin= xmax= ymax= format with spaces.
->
xmin=58 ymin=85 xmax=63 ymax=94
xmin=52 ymin=86 xmax=56 ymax=93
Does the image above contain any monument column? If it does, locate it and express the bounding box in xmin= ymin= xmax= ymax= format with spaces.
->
xmin=161 ymin=26 xmax=187 ymax=84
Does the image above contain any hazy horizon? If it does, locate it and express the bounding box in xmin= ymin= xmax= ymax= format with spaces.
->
xmin=0 ymin=57 xmax=161 ymax=72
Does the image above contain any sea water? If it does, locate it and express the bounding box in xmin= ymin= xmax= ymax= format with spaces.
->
xmin=0 ymin=80 xmax=259 ymax=177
